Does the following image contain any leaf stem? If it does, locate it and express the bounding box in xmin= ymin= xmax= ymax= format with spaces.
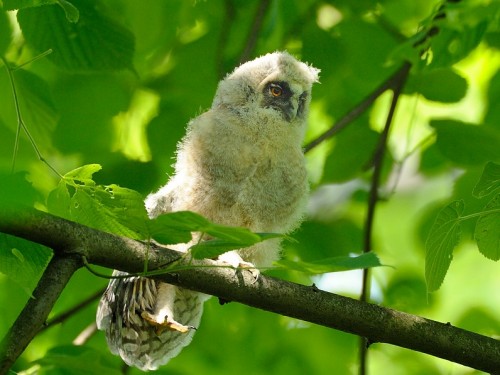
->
xmin=459 ymin=208 xmax=500 ymax=221
xmin=0 ymin=56 xmax=62 ymax=178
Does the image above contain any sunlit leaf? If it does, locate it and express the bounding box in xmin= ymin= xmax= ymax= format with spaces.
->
xmin=0 ymin=10 xmax=11 ymax=55
xmin=47 ymin=165 xmax=149 ymax=239
xmin=474 ymin=193 xmax=500 ymax=261
xmin=276 ymin=253 xmax=382 ymax=274
xmin=473 ymin=162 xmax=500 ymax=198
xmin=46 ymin=181 xmax=72 ymax=220
xmin=63 ymin=164 xmax=102 ymax=185
xmin=425 ymin=200 xmax=463 ymax=292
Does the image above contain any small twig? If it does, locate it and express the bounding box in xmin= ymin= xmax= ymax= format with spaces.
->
xmin=0 ymin=255 xmax=82 ymax=374
xmin=238 ymin=0 xmax=272 ymax=64
xmin=39 ymin=287 xmax=106 ymax=333
xmin=216 ymin=0 xmax=236 ymax=79
xmin=304 ymin=64 xmax=411 ymax=154
xmin=0 ymin=56 xmax=62 ymax=178
xmin=72 ymin=322 xmax=98 ymax=346
xmin=358 ymin=61 xmax=411 ymax=375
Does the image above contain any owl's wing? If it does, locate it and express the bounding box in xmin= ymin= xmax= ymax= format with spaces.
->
xmin=96 ymin=271 xmax=205 ymax=370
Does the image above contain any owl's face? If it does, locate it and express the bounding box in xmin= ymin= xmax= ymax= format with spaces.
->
xmin=260 ymin=80 xmax=309 ymax=122
xmin=212 ymin=52 xmax=320 ymax=126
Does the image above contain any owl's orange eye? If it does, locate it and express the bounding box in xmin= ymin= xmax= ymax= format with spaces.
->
xmin=269 ymin=84 xmax=283 ymax=97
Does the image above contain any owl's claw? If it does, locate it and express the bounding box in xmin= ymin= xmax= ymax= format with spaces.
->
xmin=220 ymin=256 xmax=260 ymax=283
xmin=141 ymin=311 xmax=194 ymax=334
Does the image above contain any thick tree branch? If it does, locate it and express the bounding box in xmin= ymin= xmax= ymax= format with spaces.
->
xmin=0 ymin=207 xmax=499 ymax=373
xmin=0 ymin=253 xmax=81 ymax=373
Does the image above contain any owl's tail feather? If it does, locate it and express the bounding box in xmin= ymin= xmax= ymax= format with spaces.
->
xmin=96 ymin=271 xmax=204 ymax=371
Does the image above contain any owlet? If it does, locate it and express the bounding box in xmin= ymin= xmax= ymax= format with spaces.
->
xmin=96 ymin=51 xmax=319 ymax=370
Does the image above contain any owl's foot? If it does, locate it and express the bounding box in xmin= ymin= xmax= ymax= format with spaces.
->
xmin=141 ymin=311 xmax=195 ymax=334
xmin=218 ymin=252 xmax=260 ymax=282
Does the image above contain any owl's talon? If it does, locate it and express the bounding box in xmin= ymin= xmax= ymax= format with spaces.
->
xmin=141 ymin=311 xmax=193 ymax=334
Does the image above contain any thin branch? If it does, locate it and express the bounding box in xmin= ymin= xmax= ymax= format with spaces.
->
xmin=0 ymin=207 xmax=499 ymax=374
xmin=361 ymin=62 xmax=411 ymax=302
xmin=0 ymin=254 xmax=82 ymax=373
xmin=72 ymin=322 xmax=98 ymax=346
xmin=358 ymin=61 xmax=411 ymax=375
xmin=215 ymin=0 xmax=236 ymax=79
xmin=238 ymin=0 xmax=272 ymax=64
xmin=304 ymin=64 xmax=410 ymax=154
xmin=39 ymin=287 xmax=106 ymax=332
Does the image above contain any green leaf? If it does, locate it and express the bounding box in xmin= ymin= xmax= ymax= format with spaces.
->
xmin=17 ymin=0 xmax=135 ymax=72
xmin=0 ymin=172 xmax=38 ymax=207
xmin=3 ymin=0 xmax=57 ymax=10
xmin=14 ymin=69 xmax=58 ymax=147
xmin=0 ymin=234 xmax=52 ymax=297
xmin=0 ymin=10 xmax=12 ymax=56
xmin=473 ymin=162 xmax=500 ymax=198
xmin=322 ymin=124 xmax=379 ymax=183
xmin=431 ymin=120 xmax=500 ymax=166
xmin=63 ymin=163 xmax=102 ymax=184
xmin=190 ymin=233 xmax=283 ymax=260
xmin=69 ymin=186 xmax=148 ymax=239
xmin=34 ymin=345 xmax=121 ymax=375
xmin=474 ymin=193 xmax=500 ymax=261
xmin=57 ymin=0 xmax=79 ymax=23
xmin=148 ymin=218 xmax=193 ymax=245
xmin=48 ymin=165 xmax=150 ymax=239
xmin=46 ymin=181 xmax=72 ymax=220
xmin=406 ymin=68 xmax=468 ymax=103
xmin=276 ymin=253 xmax=382 ymax=274
xmin=425 ymin=200 xmax=464 ymax=292
xmin=149 ymin=211 xmax=283 ymax=258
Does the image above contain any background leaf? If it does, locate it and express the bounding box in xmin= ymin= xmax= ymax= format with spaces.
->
xmin=405 ymin=68 xmax=468 ymax=103
xmin=276 ymin=253 xmax=382 ymax=274
xmin=431 ymin=120 xmax=500 ymax=166
xmin=0 ymin=234 xmax=52 ymax=297
xmin=17 ymin=0 xmax=134 ymax=72
xmin=425 ymin=200 xmax=464 ymax=292
xmin=473 ymin=161 xmax=500 ymax=198
xmin=474 ymin=193 xmax=500 ymax=261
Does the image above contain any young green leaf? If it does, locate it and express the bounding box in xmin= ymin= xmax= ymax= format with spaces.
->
xmin=63 ymin=164 xmax=102 ymax=185
xmin=425 ymin=200 xmax=464 ymax=292
xmin=190 ymin=233 xmax=283 ymax=260
xmin=473 ymin=161 xmax=500 ymax=198
xmin=474 ymin=193 xmax=500 ymax=261
xmin=148 ymin=215 xmax=193 ymax=245
xmin=47 ymin=165 xmax=150 ymax=239
xmin=276 ymin=253 xmax=382 ymax=274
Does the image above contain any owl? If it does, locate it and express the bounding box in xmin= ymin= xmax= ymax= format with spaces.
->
xmin=96 ymin=51 xmax=319 ymax=370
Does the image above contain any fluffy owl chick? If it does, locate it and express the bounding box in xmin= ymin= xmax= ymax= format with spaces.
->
xmin=97 ymin=51 xmax=319 ymax=371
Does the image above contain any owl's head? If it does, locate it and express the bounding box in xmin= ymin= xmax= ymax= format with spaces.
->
xmin=212 ymin=52 xmax=320 ymax=124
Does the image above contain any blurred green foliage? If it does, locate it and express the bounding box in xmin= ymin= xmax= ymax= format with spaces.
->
xmin=0 ymin=0 xmax=499 ymax=374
